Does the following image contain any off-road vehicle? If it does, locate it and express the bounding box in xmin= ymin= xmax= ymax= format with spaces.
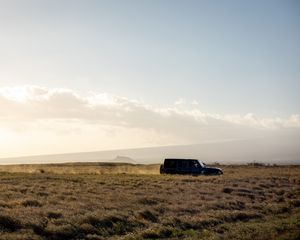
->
xmin=160 ymin=158 xmax=223 ymax=175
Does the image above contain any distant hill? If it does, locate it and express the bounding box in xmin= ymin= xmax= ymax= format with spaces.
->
xmin=0 ymin=133 xmax=299 ymax=165
xmin=111 ymin=156 xmax=137 ymax=164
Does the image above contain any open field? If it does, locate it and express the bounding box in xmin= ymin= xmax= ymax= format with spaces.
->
xmin=0 ymin=163 xmax=160 ymax=175
xmin=0 ymin=164 xmax=299 ymax=240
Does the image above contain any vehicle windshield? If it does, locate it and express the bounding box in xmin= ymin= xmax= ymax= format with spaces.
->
xmin=198 ymin=160 xmax=205 ymax=168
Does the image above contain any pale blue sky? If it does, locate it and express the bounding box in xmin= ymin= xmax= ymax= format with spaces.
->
xmin=0 ymin=0 xmax=299 ymax=116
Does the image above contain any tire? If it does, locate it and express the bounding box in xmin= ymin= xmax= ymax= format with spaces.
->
xmin=160 ymin=165 xmax=165 ymax=174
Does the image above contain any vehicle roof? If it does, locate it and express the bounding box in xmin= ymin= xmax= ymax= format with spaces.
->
xmin=164 ymin=158 xmax=200 ymax=161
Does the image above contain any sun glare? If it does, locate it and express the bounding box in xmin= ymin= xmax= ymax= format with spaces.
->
xmin=0 ymin=86 xmax=29 ymax=102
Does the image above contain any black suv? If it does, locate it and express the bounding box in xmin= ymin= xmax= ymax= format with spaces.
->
xmin=160 ymin=158 xmax=223 ymax=175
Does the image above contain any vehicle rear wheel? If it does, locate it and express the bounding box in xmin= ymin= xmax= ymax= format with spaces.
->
xmin=160 ymin=165 xmax=165 ymax=174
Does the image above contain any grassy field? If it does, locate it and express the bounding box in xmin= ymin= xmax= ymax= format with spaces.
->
xmin=0 ymin=164 xmax=299 ymax=240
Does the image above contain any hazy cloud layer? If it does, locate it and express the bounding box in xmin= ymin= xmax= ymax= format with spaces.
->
xmin=0 ymin=85 xmax=299 ymax=128
xmin=0 ymin=85 xmax=299 ymax=157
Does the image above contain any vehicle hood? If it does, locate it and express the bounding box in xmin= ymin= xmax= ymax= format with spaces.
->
xmin=203 ymin=167 xmax=223 ymax=171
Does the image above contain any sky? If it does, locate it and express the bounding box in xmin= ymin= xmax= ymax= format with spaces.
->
xmin=0 ymin=0 xmax=299 ymax=159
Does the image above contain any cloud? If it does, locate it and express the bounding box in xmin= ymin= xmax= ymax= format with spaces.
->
xmin=0 ymin=85 xmax=299 ymax=157
xmin=1 ymin=85 xmax=300 ymax=129
xmin=0 ymin=85 xmax=300 ymax=147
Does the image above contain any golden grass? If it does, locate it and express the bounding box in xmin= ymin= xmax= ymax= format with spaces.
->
xmin=0 ymin=164 xmax=299 ymax=239
xmin=0 ymin=162 xmax=160 ymax=175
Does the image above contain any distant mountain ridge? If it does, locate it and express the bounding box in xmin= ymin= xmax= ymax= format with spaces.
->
xmin=111 ymin=156 xmax=137 ymax=164
xmin=0 ymin=134 xmax=299 ymax=165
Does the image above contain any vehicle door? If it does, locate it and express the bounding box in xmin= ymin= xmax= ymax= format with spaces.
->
xmin=177 ymin=160 xmax=189 ymax=174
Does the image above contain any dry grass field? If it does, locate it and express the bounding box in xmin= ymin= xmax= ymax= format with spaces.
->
xmin=0 ymin=164 xmax=299 ymax=240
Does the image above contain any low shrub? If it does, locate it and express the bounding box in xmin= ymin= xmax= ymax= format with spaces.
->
xmin=80 ymin=214 xmax=143 ymax=236
xmin=22 ymin=199 xmax=42 ymax=207
xmin=138 ymin=197 xmax=160 ymax=205
xmin=223 ymin=188 xmax=233 ymax=194
xmin=0 ymin=215 xmax=22 ymax=232
xmin=47 ymin=211 xmax=63 ymax=219
xmin=138 ymin=210 xmax=158 ymax=222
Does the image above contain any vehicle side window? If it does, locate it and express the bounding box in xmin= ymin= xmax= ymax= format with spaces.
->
xmin=182 ymin=160 xmax=189 ymax=169
xmin=189 ymin=160 xmax=199 ymax=168
xmin=165 ymin=160 xmax=177 ymax=168
xmin=177 ymin=160 xmax=183 ymax=168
